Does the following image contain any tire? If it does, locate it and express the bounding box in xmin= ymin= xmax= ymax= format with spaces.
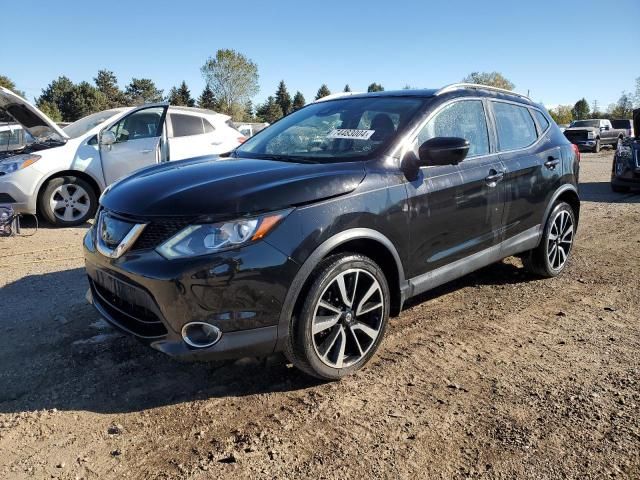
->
xmin=611 ymin=184 xmax=630 ymax=193
xmin=285 ymin=253 xmax=390 ymax=380
xmin=39 ymin=176 xmax=97 ymax=227
xmin=523 ymin=202 xmax=576 ymax=278
xmin=593 ymin=139 xmax=600 ymax=153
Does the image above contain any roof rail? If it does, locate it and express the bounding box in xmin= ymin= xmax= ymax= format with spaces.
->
xmin=312 ymin=91 xmax=365 ymax=103
xmin=435 ymin=83 xmax=530 ymax=100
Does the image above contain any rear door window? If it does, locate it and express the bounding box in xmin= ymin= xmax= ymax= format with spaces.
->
xmin=492 ymin=102 xmax=538 ymax=151
xmin=171 ymin=114 xmax=205 ymax=137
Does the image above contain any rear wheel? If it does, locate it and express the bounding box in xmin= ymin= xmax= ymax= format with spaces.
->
xmin=523 ymin=202 xmax=575 ymax=278
xmin=285 ymin=253 xmax=390 ymax=380
xmin=39 ymin=176 xmax=97 ymax=227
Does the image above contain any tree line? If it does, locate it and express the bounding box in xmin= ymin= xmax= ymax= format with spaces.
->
xmin=548 ymin=87 xmax=638 ymax=125
xmin=1 ymin=52 xmax=637 ymax=126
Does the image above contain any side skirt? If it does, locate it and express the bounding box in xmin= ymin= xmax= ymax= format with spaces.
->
xmin=407 ymin=225 xmax=541 ymax=298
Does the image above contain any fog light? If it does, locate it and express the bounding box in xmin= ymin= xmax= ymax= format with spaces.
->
xmin=182 ymin=322 xmax=222 ymax=348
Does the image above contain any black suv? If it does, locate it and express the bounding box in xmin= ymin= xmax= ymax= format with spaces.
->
xmin=611 ymin=109 xmax=640 ymax=193
xmin=83 ymin=84 xmax=580 ymax=380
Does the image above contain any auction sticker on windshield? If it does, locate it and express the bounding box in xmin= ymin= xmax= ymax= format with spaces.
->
xmin=327 ymin=129 xmax=375 ymax=140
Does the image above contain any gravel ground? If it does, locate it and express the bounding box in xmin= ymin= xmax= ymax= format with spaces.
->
xmin=0 ymin=150 xmax=638 ymax=479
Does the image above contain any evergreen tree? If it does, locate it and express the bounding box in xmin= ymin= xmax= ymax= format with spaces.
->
xmin=37 ymin=76 xmax=75 ymax=120
xmin=292 ymin=91 xmax=306 ymax=111
xmin=94 ymin=70 xmax=126 ymax=108
xmin=367 ymin=83 xmax=384 ymax=92
xmin=343 ymin=84 xmax=352 ymax=92
xmin=168 ymin=81 xmax=195 ymax=106
xmin=609 ymin=92 xmax=634 ymax=119
xmin=36 ymin=101 xmax=62 ymax=122
xmin=198 ymin=85 xmax=218 ymax=110
xmin=244 ymin=100 xmax=255 ymax=121
xmin=0 ymin=74 xmax=25 ymax=97
xmin=571 ymin=98 xmax=590 ymax=120
xmin=315 ymin=84 xmax=331 ymax=100
xmin=274 ymin=80 xmax=292 ymax=116
xmin=256 ymin=96 xmax=283 ymax=123
xmin=125 ymin=78 xmax=163 ymax=105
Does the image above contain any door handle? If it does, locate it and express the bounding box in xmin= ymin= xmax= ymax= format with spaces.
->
xmin=485 ymin=170 xmax=504 ymax=185
xmin=141 ymin=149 xmax=153 ymax=154
xmin=544 ymin=157 xmax=560 ymax=169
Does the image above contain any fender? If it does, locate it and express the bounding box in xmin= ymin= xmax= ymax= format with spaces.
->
xmin=272 ymin=228 xmax=408 ymax=350
xmin=539 ymin=183 xmax=580 ymax=241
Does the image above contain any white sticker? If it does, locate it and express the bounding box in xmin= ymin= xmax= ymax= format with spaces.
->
xmin=327 ymin=129 xmax=375 ymax=140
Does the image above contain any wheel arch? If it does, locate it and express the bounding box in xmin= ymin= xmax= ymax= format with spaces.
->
xmin=274 ymin=229 xmax=408 ymax=350
xmin=543 ymin=184 xmax=580 ymax=231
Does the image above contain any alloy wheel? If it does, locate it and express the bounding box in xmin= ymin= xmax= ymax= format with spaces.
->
xmin=49 ymin=184 xmax=91 ymax=222
xmin=311 ymin=268 xmax=384 ymax=368
xmin=547 ymin=210 xmax=574 ymax=271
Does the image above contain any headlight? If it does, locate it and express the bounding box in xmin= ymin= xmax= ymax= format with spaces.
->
xmin=156 ymin=210 xmax=291 ymax=259
xmin=587 ymin=132 xmax=596 ymax=139
xmin=617 ymin=145 xmax=632 ymax=159
xmin=0 ymin=154 xmax=41 ymax=174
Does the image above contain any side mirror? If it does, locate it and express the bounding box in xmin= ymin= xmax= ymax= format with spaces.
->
xmin=100 ymin=130 xmax=116 ymax=146
xmin=418 ymin=137 xmax=470 ymax=166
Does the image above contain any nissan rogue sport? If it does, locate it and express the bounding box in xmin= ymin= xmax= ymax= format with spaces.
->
xmin=83 ymin=84 xmax=580 ymax=380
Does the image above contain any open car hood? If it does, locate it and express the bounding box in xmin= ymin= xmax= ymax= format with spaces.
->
xmin=0 ymin=87 xmax=68 ymax=142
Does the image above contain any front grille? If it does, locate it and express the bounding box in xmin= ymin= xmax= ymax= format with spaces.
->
xmin=564 ymin=131 xmax=588 ymax=142
xmin=132 ymin=218 xmax=193 ymax=250
xmin=90 ymin=276 xmax=168 ymax=338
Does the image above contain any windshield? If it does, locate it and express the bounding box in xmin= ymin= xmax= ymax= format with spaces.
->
xmin=570 ymin=120 xmax=599 ymax=128
xmin=63 ymin=109 xmax=124 ymax=138
xmin=235 ymin=97 xmax=426 ymax=162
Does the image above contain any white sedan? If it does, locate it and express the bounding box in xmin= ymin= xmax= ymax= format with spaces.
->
xmin=0 ymin=87 xmax=245 ymax=226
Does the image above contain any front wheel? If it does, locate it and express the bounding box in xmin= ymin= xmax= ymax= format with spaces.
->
xmin=285 ymin=253 xmax=390 ymax=380
xmin=39 ymin=176 xmax=97 ymax=227
xmin=523 ymin=202 xmax=576 ymax=278
xmin=593 ymin=139 xmax=601 ymax=153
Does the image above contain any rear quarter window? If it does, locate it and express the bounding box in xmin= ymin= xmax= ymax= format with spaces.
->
xmin=171 ymin=114 xmax=205 ymax=137
xmin=533 ymin=110 xmax=550 ymax=134
xmin=492 ymin=102 xmax=538 ymax=151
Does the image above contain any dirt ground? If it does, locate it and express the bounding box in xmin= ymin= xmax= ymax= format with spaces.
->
xmin=0 ymin=150 xmax=639 ymax=479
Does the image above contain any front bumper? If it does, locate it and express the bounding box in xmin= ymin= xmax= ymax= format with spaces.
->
xmin=572 ymin=140 xmax=597 ymax=150
xmin=83 ymin=227 xmax=300 ymax=361
xmin=0 ymin=168 xmax=39 ymax=213
xmin=611 ymin=152 xmax=640 ymax=186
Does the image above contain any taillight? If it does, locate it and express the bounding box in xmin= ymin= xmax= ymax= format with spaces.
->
xmin=572 ymin=143 xmax=580 ymax=163
xmin=237 ymin=136 xmax=247 ymax=143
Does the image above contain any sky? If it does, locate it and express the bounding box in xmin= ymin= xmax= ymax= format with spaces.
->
xmin=3 ymin=0 xmax=639 ymax=110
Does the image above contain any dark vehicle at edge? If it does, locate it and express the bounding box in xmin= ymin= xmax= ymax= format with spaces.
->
xmin=611 ymin=109 xmax=640 ymax=193
xmin=83 ymin=84 xmax=581 ymax=380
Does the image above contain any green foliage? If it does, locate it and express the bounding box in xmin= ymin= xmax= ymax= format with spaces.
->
xmin=168 ymin=81 xmax=195 ymax=107
xmin=256 ymin=96 xmax=283 ymax=123
xmin=275 ymin=80 xmax=292 ymax=116
xmin=315 ymin=84 xmax=331 ymax=100
xmin=200 ymin=49 xmax=259 ymax=116
xmin=462 ymin=71 xmax=515 ymax=91
xmin=197 ymin=85 xmax=218 ymax=110
xmin=292 ymin=91 xmax=306 ymax=111
xmin=0 ymin=75 xmax=25 ymax=97
xmin=367 ymin=83 xmax=384 ymax=92
xmin=125 ymin=78 xmax=163 ymax=105
xmin=608 ymin=91 xmax=634 ymax=119
xmin=343 ymin=84 xmax=351 ymax=92
xmin=548 ymin=105 xmax=573 ymax=125
xmin=37 ymin=76 xmax=107 ymax=121
xmin=571 ymin=98 xmax=590 ymax=120
xmin=94 ymin=70 xmax=126 ymax=108
xmin=36 ymin=101 xmax=62 ymax=122
xmin=243 ymin=100 xmax=255 ymax=122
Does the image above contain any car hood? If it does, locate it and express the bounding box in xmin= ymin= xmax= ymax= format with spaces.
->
xmin=564 ymin=126 xmax=598 ymax=133
xmin=0 ymin=87 xmax=69 ymax=142
xmin=100 ymin=156 xmax=367 ymax=218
